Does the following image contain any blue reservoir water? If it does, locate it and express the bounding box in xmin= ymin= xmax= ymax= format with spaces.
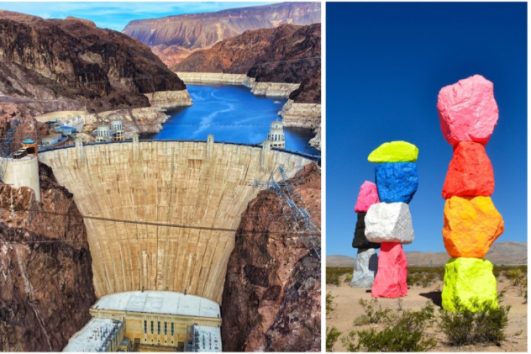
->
xmin=154 ymin=85 xmax=320 ymax=156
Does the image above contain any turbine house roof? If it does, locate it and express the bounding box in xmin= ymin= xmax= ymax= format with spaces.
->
xmin=92 ymin=291 xmax=221 ymax=318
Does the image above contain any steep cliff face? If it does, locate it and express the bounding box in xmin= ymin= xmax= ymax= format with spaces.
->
xmin=123 ymin=2 xmax=320 ymax=67
xmin=221 ymin=163 xmax=321 ymax=352
xmin=0 ymin=163 xmax=95 ymax=351
xmin=175 ymin=24 xmax=321 ymax=104
xmin=0 ymin=11 xmax=186 ymax=113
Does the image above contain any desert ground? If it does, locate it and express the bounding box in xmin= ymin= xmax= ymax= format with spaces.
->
xmin=327 ymin=270 xmax=527 ymax=352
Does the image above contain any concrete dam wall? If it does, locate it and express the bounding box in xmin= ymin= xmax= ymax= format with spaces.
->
xmin=39 ymin=141 xmax=312 ymax=303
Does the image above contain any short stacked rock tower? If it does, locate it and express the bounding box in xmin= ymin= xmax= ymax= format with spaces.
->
xmin=437 ymin=75 xmax=504 ymax=311
xmin=350 ymin=181 xmax=380 ymax=288
xmin=365 ymin=141 xmax=419 ymax=298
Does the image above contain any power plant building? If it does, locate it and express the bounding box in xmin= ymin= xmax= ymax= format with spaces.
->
xmin=64 ymin=291 xmax=222 ymax=352
xmin=63 ymin=318 xmax=125 ymax=352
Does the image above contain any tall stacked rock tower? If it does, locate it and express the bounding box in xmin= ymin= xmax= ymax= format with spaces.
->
xmin=350 ymin=181 xmax=380 ymax=288
xmin=365 ymin=141 xmax=419 ymax=298
xmin=437 ymin=75 xmax=504 ymax=311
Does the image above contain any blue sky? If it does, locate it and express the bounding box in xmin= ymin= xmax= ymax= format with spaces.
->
xmin=0 ymin=2 xmax=271 ymax=31
xmin=326 ymin=3 xmax=527 ymax=255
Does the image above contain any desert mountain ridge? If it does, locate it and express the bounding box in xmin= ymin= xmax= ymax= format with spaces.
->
xmin=0 ymin=10 xmax=185 ymax=113
xmin=176 ymin=23 xmax=321 ymax=104
xmin=327 ymin=242 xmax=527 ymax=267
xmin=123 ymin=2 xmax=320 ymax=68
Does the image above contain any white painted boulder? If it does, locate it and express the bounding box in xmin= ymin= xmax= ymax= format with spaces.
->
xmin=365 ymin=202 xmax=414 ymax=244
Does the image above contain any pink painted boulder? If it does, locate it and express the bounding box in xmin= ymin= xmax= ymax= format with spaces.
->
xmin=354 ymin=181 xmax=380 ymax=212
xmin=372 ymin=242 xmax=408 ymax=298
xmin=437 ymin=74 xmax=499 ymax=146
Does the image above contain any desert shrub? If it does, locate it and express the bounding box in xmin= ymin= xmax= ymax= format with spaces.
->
xmin=326 ymin=292 xmax=334 ymax=315
xmin=344 ymin=303 xmax=437 ymax=352
xmin=326 ymin=327 xmax=342 ymax=351
xmin=353 ymin=298 xmax=392 ymax=325
xmin=407 ymin=266 xmax=444 ymax=287
xmin=344 ymin=273 xmax=353 ymax=283
xmin=327 ymin=267 xmax=353 ymax=286
xmin=440 ymin=298 xmax=510 ymax=346
xmin=501 ymin=267 xmax=527 ymax=300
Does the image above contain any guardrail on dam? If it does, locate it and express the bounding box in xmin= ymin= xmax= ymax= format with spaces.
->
xmin=39 ymin=140 xmax=313 ymax=303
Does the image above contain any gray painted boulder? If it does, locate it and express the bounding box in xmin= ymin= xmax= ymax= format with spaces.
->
xmin=350 ymin=248 xmax=378 ymax=288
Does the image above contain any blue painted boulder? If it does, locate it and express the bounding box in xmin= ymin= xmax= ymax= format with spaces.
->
xmin=375 ymin=162 xmax=418 ymax=203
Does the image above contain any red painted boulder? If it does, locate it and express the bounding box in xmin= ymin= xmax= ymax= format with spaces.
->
xmin=442 ymin=141 xmax=494 ymax=198
xmin=354 ymin=181 xmax=380 ymax=212
xmin=371 ymin=242 xmax=408 ymax=298
xmin=437 ymin=75 xmax=499 ymax=146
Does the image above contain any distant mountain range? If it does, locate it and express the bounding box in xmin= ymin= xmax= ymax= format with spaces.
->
xmin=327 ymin=242 xmax=527 ymax=267
xmin=123 ymin=2 xmax=320 ymax=68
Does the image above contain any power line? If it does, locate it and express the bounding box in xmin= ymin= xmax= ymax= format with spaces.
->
xmin=4 ymin=206 xmax=321 ymax=237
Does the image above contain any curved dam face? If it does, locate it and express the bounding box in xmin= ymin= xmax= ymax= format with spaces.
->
xmin=39 ymin=141 xmax=312 ymax=303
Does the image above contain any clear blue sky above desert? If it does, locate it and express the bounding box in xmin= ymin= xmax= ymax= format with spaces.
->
xmin=327 ymin=2 xmax=527 ymax=255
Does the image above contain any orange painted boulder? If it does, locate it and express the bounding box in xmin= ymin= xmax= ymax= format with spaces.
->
xmin=442 ymin=142 xmax=494 ymax=198
xmin=371 ymin=242 xmax=408 ymax=298
xmin=443 ymin=196 xmax=504 ymax=258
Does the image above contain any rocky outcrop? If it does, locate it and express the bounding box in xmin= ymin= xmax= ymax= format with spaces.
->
xmin=0 ymin=11 xmax=191 ymax=155
xmin=144 ymin=90 xmax=193 ymax=110
xmin=123 ymin=2 xmax=320 ymax=67
xmin=0 ymin=163 xmax=95 ymax=351
xmin=0 ymin=11 xmax=186 ymax=114
xmin=221 ymin=163 xmax=321 ymax=352
xmin=175 ymin=24 xmax=321 ymax=104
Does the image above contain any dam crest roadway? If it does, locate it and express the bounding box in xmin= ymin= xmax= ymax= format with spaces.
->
xmin=38 ymin=139 xmax=314 ymax=303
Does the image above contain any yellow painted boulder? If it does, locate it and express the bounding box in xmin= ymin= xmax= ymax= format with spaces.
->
xmin=368 ymin=141 xmax=419 ymax=162
xmin=442 ymin=258 xmax=498 ymax=312
xmin=443 ymin=196 xmax=504 ymax=258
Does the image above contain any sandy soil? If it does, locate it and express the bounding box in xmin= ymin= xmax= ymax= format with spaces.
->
xmin=327 ymin=278 xmax=527 ymax=352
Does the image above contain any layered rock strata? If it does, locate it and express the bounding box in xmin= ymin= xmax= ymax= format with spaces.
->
xmin=0 ymin=163 xmax=95 ymax=351
xmin=438 ymin=75 xmax=504 ymax=311
xmin=221 ymin=163 xmax=321 ymax=351
xmin=123 ymin=2 xmax=320 ymax=67
xmin=366 ymin=141 xmax=419 ymax=298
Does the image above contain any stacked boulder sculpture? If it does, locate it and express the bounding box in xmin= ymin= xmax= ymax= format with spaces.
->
xmin=437 ymin=74 xmax=504 ymax=311
xmin=365 ymin=141 xmax=419 ymax=298
xmin=350 ymin=181 xmax=380 ymax=288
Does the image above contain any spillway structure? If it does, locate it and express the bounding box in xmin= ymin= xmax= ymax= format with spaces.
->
xmin=39 ymin=139 xmax=312 ymax=304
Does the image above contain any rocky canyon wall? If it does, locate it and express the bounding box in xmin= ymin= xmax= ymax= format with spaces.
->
xmin=0 ymin=164 xmax=95 ymax=351
xmin=221 ymin=163 xmax=321 ymax=351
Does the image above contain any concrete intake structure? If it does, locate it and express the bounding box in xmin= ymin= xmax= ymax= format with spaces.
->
xmin=39 ymin=141 xmax=312 ymax=303
xmin=0 ymin=155 xmax=41 ymax=202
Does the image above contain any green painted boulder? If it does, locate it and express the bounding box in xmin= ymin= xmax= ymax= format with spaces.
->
xmin=442 ymin=258 xmax=498 ymax=312
xmin=368 ymin=141 xmax=419 ymax=163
